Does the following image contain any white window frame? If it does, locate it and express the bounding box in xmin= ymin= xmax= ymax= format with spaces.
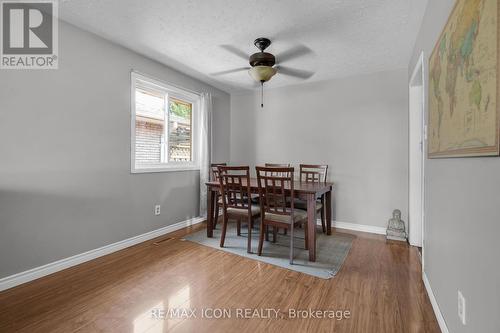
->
xmin=131 ymin=71 xmax=200 ymax=173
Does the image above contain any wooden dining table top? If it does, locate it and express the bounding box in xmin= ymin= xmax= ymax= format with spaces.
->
xmin=205 ymin=178 xmax=334 ymax=195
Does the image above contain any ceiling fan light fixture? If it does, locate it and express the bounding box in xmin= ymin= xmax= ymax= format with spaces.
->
xmin=216 ymin=37 xmax=313 ymax=108
xmin=248 ymin=66 xmax=277 ymax=83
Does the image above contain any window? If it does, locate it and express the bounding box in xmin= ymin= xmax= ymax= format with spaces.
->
xmin=131 ymin=72 xmax=200 ymax=173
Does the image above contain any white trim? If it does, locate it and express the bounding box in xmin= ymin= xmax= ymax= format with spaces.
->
xmin=408 ymin=51 xmax=425 ymax=246
xmin=423 ymin=272 xmax=449 ymax=333
xmin=131 ymin=165 xmax=200 ymax=173
xmin=0 ymin=216 xmax=205 ymax=292
xmin=408 ymin=51 xmax=426 ymax=267
xmin=319 ymin=220 xmax=386 ymax=235
xmin=409 ymin=51 xmax=425 ymax=87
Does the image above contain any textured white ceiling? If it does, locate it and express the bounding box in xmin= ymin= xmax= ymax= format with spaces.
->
xmin=59 ymin=0 xmax=428 ymax=92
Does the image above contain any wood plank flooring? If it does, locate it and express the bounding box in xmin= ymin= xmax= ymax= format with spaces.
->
xmin=0 ymin=223 xmax=440 ymax=333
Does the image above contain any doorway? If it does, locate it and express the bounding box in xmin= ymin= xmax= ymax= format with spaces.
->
xmin=408 ymin=52 xmax=425 ymax=249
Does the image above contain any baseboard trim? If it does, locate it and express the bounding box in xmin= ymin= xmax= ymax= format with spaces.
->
xmin=423 ymin=272 xmax=449 ymax=333
xmin=0 ymin=218 xmax=387 ymax=292
xmin=0 ymin=216 xmax=205 ymax=292
xmin=326 ymin=220 xmax=386 ymax=235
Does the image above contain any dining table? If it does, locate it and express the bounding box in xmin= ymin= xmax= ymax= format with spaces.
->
xmin=205 ymin=179 xmax=334 ymax=262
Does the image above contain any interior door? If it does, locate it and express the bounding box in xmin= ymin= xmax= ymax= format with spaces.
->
xmin=409 ymin=85 xmax=424 ymax=247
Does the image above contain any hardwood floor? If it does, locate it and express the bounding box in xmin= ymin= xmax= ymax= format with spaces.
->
xmin=0 ymin=223 xmax=440 ymax=333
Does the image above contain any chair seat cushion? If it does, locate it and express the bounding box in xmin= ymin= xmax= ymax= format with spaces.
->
xmin=264 ymin=209 xmax=307 ymax=224
xmin=227 ymin=204 xmax=260 ymax=216
xmin=293 ymin=198 xmax=322 ymax=211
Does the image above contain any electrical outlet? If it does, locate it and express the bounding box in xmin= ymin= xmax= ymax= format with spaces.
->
xmin=458 ymin=290 xmax=466 ymax=325
xmin=154 ymin=205 xmax=161 ymax=216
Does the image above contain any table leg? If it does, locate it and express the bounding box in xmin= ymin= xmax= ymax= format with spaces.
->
xmin=247 ymin=216 xmax=252 ymax=253
xmin=307 ymin=193 xmax=317 ymax=262
xmin=326 ymin=189 xmax=332 ymax=235
xmin=207 ymin=187 xmax=215 ymax=238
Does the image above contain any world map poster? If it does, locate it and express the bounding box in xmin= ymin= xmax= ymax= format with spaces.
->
xmin=429 ymin=0 xmax=499 ymax=157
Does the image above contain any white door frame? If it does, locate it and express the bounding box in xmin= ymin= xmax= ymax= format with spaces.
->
xmin=408 ymin=52 xmax=425 ymax=256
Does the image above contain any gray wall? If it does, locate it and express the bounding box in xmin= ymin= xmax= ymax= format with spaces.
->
xmin=0 ymin=21 xmax=230 ymax=279
xmin=230 ymin=69 xmax=409 ymax=229
xmin=409 ymin=1 xmax=500 ymax=332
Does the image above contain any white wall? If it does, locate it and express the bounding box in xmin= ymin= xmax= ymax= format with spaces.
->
xmin=230 ymin=69 xmax=408 ymax=228
xmin=0 ymin=21 xmax=230 ymax=279
xmin=409 ymin=1 xmax=500 ymax=332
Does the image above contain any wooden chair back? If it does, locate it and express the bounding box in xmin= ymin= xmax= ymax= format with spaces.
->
xmin=256 ymin=166 xmax=295 ymax=217
xmin=264 ymin=163 xmax=292 ymax=178
xmin=265 ymin=163 xmax=290 ymax=167
xmin=299 ymin=164 xmax=328 ymax=184
xmin=218 ymin=166 xmax=252 ymax=211
xmin=210 ymin=163 xmax=227 ymax=181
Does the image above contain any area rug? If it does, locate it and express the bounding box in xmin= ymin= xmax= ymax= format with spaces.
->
xmin=183 ymin=224 xmax=354 ymax=279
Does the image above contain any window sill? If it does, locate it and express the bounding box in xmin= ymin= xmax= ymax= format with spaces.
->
xmin=131 ymin=165 xmax=200 ymax=174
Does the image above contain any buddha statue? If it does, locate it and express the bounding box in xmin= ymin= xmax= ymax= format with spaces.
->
xmin=386 ymin=209 xmax=407 ymax=242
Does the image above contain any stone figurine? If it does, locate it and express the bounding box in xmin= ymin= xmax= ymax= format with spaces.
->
xmin=386 ymin=209 xmax=407 ymax=242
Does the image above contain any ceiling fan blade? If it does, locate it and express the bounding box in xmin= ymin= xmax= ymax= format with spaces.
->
xmin=276 ymin=66 xmax=315 ymax=79
xmin=276 ymin=45 xmax=313 ymax=64
xmin=210 ymin=67 xmax=250 ymax=76
xmin=220 ymin=45 xmax=249 ymax=61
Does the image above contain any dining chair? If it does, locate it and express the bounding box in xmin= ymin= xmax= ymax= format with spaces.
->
xmin=251 ymin=163 xmax=291 ymax=203
xmin=218 ymin=166 xmax=260 ymax=253
xmin=262 ymin=163 xmax=292 ymax=235
xmin=265 ymin=163 xmax=290 ymax=167
xmin=264 ymin=163 xmax=292 ymax=177
xmin=210 ymin=163 xmax=227 ymax=230
xmin=297 ymin=164 xmax=329 ymax=233
xmin=256 ymin=166 xmax=308 ymax=264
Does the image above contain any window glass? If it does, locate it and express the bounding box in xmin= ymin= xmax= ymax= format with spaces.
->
xmin=134 ymin=88 xmax=165 ymax=165
xmin=168 ymin=98 xmax=192 ymax=162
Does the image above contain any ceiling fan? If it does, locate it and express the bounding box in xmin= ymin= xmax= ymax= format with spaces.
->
xmin=211 ymin=37 xmax=315 ymax=107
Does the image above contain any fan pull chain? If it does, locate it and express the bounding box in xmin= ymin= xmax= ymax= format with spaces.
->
xmin=261 ymin=81 xmax=264 ymax=108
